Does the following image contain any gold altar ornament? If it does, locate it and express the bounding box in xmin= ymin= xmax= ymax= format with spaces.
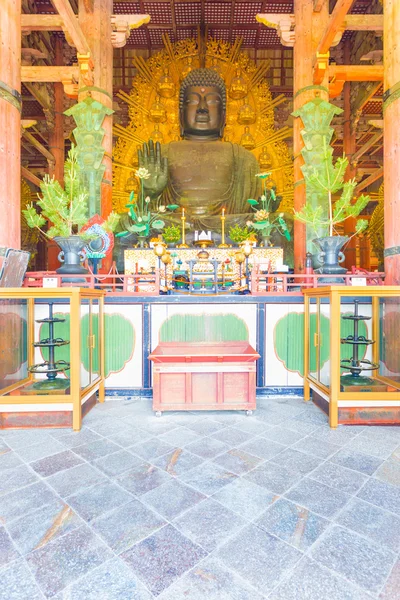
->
xmin=177 ymin=208 xmax=189 ymax=248
xmin=219 ymin=207 xmax=229 ymax=249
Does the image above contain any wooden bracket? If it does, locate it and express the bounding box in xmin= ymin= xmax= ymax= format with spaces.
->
xmin=110 ymin=14 xmax=151 ymax=48
xmin=256 ymin=14 xmax=295 ymax=47
xmin=313 ymin=53 xmax=330 ymax=85
xmin=77 ymin=53 xmax=94 ymax=87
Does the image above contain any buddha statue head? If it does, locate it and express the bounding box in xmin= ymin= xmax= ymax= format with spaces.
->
xmin=179 ymin=68 xmax=226 ymax=141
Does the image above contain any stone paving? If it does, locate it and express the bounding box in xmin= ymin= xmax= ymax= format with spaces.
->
xmin=0 ymin=396 xmax=400 ymax=599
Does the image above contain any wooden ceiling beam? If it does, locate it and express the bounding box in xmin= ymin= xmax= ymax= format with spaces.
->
xmin=21 ymin=14 xmax=64 ymax=32
xmin=344 ymin=15 xmax=383 ymax=31
xmin=21 ymin=66 xmax=79 ymax=83
xmin=50 ymin=0 xmax=91 ymax=54
xmin=352 ymin=131 xmax=384 ymax=163
xmin=329 ymin=65 xmax=384 ymax=82
xmin=22 ymin=130 xmax=54 ymax=164
xmin=21 ymin=166 xmax=43 ymax=188
xmin=355 ymin=167 xmax=384 ymax=193
xmin=317 ymin=0 xmax=355 ymax=55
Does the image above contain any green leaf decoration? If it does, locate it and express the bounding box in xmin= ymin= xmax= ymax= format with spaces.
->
xmin=132 ymin=223 xmax=147 ymax=233
xmin=129 ymin=190 xmax=135 ymax=202
xmin=167 ymin=204 xmax=179 ymax=211
xmin=252 ymin=222 xmax=268 ymax=230
xmin=247 ymin=199 xmax=258 ymax=206
xmin=270 ymin=188 xmax=276 ymax=200
xmin=152 ymin=219 xmax=165 ymax=229
xmin=115 ymin=231 xmax=131 ymax=238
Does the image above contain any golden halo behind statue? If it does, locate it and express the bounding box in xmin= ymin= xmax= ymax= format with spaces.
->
xmin=112 ymin=35 xmax=293 ymax=214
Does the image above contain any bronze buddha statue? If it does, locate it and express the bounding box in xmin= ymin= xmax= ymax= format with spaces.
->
xmin=116 ymin=68 xmax=292 ymax=264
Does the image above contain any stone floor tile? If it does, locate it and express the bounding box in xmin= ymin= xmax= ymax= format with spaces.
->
xmin=0 ymin=439 xmax=11 ymax=456
xmin=46 ymin=463 xmax=107 ymax=498
xmin=0 ymin=451 xmax=23 ymax=472
xmin=121 ymin=524 xmax=207 ymax=596
xmin=308 ymin=462 xmax=368 ymax=495
xmin=105 ymin=426 xmax=153 ymax=447
xmin=282 ymin=419 xmax=322 ymax=435
xmin=93 ymin=450 xmax=143 ymax=477
xmin=345 ymin=434 xmax=400 ymax=460
xmin=239 ymin=437 xmax=286 ymax=460
xmin=357 ymin=478 xmax=400 ymax=513
xmin=209 ymin=427 xmax=254 ymax=447
xmin=85 ymin=416 xmax=130 ymax=437
xmin=66 ymin=481 xmax=132 ymax=523
xmin=374 ymin=458 xmax=400 ymax=487
xmin=7 ymin=499 xmax=82 ymax=555
xmin=270 ymin=556 xmax=374 ymax=600
xmin=0 ymin=464 xmax=38 ymax=497
xmin=256 ymin=498 xmax=329 ymax=551
xmin=185 ymin=418 xmax=227 ymax=436
xmin=253 ymin=410 xmax=288 ymax=426
xmin=116 ymin=462 xmax=172 ymax=496
xmin=26 ymin=525 xmax=113 ymax=598
xmin=141 ymin=479 xmax=206 ymax=521
xmin=0 ymin=559 xmax=45 ymax=600
xmin=0 ymin=526 xmax=20 ymax=567
xmin=234 ymin=418 xmax=271 ymax=435
xmin=285 ymin=479 xmax=351 ymax=518
xmin=212 ymin=448 xmax=263 ymax=475
xmin=330 ymin=448 xmax=383 ymax=475
xmin=173 ymin=498 xmax=246 ymax=552
xmin=212 ymin=477 xmax=277 ymax=520
xmin=260 ymin=426 xmax=306 ymax=446
xmin=311 ymin=424 xmax=363 ymax=446
xmin=291 ymin=436 xmax=341 ymax=460
xmin=157 ymin=556 xmax=265 ymax=600
xmin=184 ymin=436 xmax=230 ymax=459
xmin=216 ymin=523 xmax=302 ymax=595
xmin=295 ymin=409 xmax=328 ymax=425
xmin=1 ymin=430 xmax=55 ymax=451
xmin=269 ymin=448 xmax=324 ymax=476
xmin=57 ymin=557 xmax=153 ymax=600
xmin=244 ymin=461 xmax=302 ymax=494
xmin=129 ymin=418 xmax=180 ymax=436
xmin=0 ymin=482 xmax=57 ymax=524
xmin=129 ymin=438 xmax=177 ymax=461
xmin=151 ymin=448 xmax=204 ymax=477
xmin=71 ymin=439 xmax=120 ymax=461
xmin=30 ymin=450 xmax=83 ymax=478
xmin=14 ymin=438 xmax=66 ymax=463
xmin=311 ymin=524 xmax=395 ymax=593
xmin=157 ymin=426 xmax=202 ymax=447
xmin=92 ymin=498 xmax=167 ymax=553
xmin=336 ymin=497 xmax=400 ymax=552
xmin=380 ymin=559 xmax=400 ymax=600
xmin=180 ymin=462 xmax=237 ymax=496
xmin=52 ymin=428 xmax=102 ymax=448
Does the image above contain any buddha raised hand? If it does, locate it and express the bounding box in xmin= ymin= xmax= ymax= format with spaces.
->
xmin=137 ymin=139 xmax=168 ymax=200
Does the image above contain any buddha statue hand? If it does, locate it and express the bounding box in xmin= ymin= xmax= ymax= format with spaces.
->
xmin=138 ymin=140 xmax=168 ymax=199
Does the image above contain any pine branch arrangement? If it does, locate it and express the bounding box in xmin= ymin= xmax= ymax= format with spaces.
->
xmin=294 ymin=138 xmax=370 ymax=238
xmin=23 ymin=145 xmax=119 ymax=240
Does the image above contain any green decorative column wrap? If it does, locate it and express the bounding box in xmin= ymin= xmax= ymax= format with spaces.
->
xmin=64 ymin=97 xmax=114 ymax=217
xmin=40 ymin=312 xmax=135 ymax=378
xmin=292 ymin=98 xmax=343 ymax=252
xmin=274 ymin=312 xmax=367 ymax=377
xmin=160 ymin=314 xmax=249 ymax=342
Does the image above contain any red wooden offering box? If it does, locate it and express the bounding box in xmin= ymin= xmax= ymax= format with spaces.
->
xmin=149 ymin=342 xmax=260 ymax=414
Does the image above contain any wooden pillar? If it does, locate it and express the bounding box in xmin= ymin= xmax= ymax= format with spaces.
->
xmin=79 ymin=0 xmax=113 ymax=271
xmin=343 ymin=40 xmax=357 ymax=270
xmin=293 ymin=0 xmax=329 ymax=273
xmin=48 ymin=38 xmax=65 ymax=270
xmin=359 ymin=234 xmax=371 ymax=271
xmin=78 ymin=0 xmax=113 ymax=221
xmin=384 ymin=0 xmax=400 ymax=284
xmin=0 ymin=1 xmax=21 ymax=248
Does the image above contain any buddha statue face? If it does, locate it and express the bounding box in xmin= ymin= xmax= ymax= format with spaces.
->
xmin=179 ymin=68 xmax=226 ymax=141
